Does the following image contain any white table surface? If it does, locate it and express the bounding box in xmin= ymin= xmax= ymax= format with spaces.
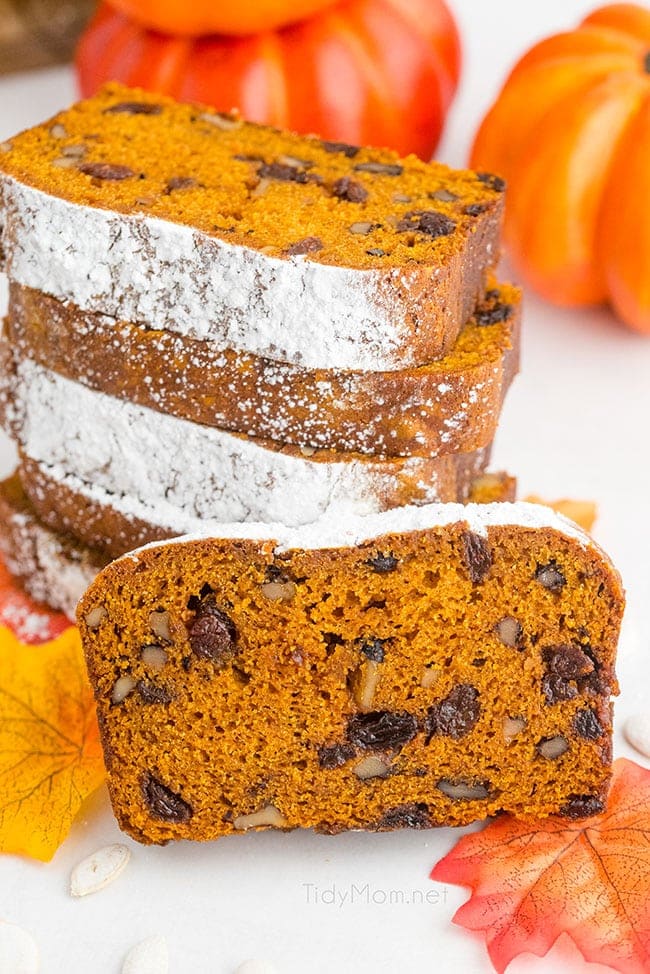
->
xmin=0 ymin=2 xmax=649 ymax=971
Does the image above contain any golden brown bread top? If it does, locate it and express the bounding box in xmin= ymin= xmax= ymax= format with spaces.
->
xmin=0 ymin=82 xmax=504 ymax=271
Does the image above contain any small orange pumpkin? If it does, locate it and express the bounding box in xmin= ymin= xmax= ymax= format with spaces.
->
xmin=106 ymin=0 xmax=339 ymax=36
xmin=471 ymin=3 xmax=650 ymax=334
xmin=76 ymin=0 xmax=461 ymax=159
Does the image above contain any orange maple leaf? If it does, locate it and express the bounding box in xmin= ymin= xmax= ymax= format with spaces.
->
xmin=0 ymin=623 xmax=105 ymax=861
xmin=432 ymin=759 xmax=650 ymax=974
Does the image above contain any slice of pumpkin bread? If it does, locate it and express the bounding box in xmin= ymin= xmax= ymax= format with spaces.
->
xmin=6 ymin=281 xmax=520 ymax=458
xmin=0 ymin=474 xmax=106 ymax=618
xmin=0 ymin=83 xmax=503 ymax=370
xmin=15 ymin=443 xmax=491 ymax=560
xmin=77 ymin=502 xmax=624 ymax=844
xmin=0 ymin=470 xmax=515 ymax=618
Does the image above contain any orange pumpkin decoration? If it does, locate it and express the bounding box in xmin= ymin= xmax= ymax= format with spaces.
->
xmin=471 ymin=3 xmax=650 ymax=334
xmin=76 ymin=0 xmax=461 ymax=159
xmin=107 ymin=0 xmax=339 ymax=36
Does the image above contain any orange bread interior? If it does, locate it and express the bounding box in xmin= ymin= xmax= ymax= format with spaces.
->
xmin=78 ymin=512 xmax=623 ymax=845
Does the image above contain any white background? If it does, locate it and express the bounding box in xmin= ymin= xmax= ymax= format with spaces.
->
xmin=1 ymin=1 xmax=649 ymax=971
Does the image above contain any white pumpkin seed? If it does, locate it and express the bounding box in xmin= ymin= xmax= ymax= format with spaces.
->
xmin=235 ymin=961 xmax=278 ymax=974
xmin=70 ymin=843 xmax=131 ymax=897
xmin=624 ymin=714 xmax=650 ymax=757
xmin=122 ymin=936 xmax=168 ymax=974
xmin=0 ymin=922 xmax=38 ymax=973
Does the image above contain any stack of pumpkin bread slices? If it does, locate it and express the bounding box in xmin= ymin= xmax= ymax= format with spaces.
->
xmin=0 ymin=83 xmax=520 ymax=617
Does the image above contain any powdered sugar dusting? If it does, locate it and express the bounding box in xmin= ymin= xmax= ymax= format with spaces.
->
xmin=8 ymin=358 xmax=489 ymax=527
xmin=0 ymin=585 xmax=65 ymax=642
xmin=8 ymin=283 xmax=517 ymax=458
xmin=0 ymin=175 xmax=463 ymax=371
xmin=127 ymin=501 xmax=593 ymax=563
xmin=0 ymin=504 xmax=100 ymax=619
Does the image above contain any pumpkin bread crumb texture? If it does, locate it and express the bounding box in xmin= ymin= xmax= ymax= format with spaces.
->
xmin=77 ymin=508 xmax=624 ymax=844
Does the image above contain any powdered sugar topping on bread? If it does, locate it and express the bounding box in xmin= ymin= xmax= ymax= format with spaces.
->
xmin=0 ymin=177 xmax=453 ymax=371
xmin=5 ymin=357 xmax=489 ymax=527
xmin=126 ymin=500 xmax=592 ymax=562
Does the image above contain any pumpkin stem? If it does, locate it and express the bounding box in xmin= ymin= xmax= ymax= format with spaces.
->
xmin=645 ymin=52 xmax=650 ymax=73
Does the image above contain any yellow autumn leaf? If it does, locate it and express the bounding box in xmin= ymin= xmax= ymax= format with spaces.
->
xmin=0 ymin=623 xmax=105 ymax=861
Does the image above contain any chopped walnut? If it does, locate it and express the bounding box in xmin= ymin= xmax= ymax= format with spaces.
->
xmin=260 ymin=579 xmax=297 ymax=602
xmin=354 ymin=161 xmax=403 ymax=176
xmin=199 ymin=111 xmax=242 ymax=131
xmin=352 ymin=659 xmax=382 ymax=712
xmin=429 ymin=187 xmax=458 ymax=202
xmin=251 ymin=178 xmax=271 ymax=198
xmin=61 ymin=144 xmax=86 ymax=159
xmin=353 ymin=755 xmax=391 ymax=780
xmin=105 ymin=102 xmax=162 ymax=116
xmin=233 ymin=804 xmax=287 ymax=830
xmin=149 ymin=610 xmax=172 ymax=644
xmin=495 ymin=616 xmax=524 ymax=648
xmin=141 ymin=645 xmax=168 ymax=672
xmin=111 ymin=674 xmax=137 ymax=705
xmin=349 ymin=222 xmax=375 ymax=235
xmin=84 ymin=605 xmax=106 ymax=629
xmin=437 ymin=779 xmax=489 ymax=800
xmin=503 ymin=716 xmax=526 ymax=740
xmin=537 ymin=735 xmax=569 ymax=759
xmin=420 ymin=666 xmax=442 ymax=690
xmin=277 ymin=154 xmax=314 ymax=169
